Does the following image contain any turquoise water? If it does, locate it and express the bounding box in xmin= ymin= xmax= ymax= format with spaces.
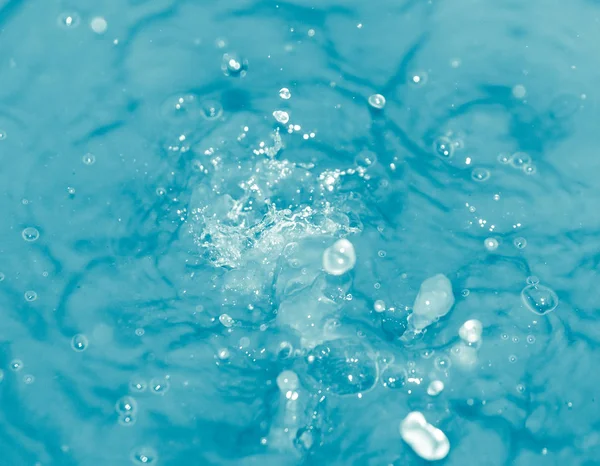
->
xmin=1 ymin=0 xmax=598 ymax=464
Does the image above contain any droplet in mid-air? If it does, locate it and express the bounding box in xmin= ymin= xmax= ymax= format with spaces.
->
xmin=322 ymin=238 xmax=356 ymax=276
xmin=221 ymin=53 xmax=248 ymax=77
xmin=400 ymin=411 xmax=450 ymax=461
xmin=273 ymin=110 xmax=290 ymax=125
xmin=471 ymin=167 xmax=491 ymax=182
xmin=71 ymin=334 xmax=89 ymax=352
xmin=368 ymin=93 xmax=386 ymax=110
xmin=279 ymin=87 xmax=291 ymax=99
xmin=433 ymin=137 xmax=454 ymax=159
xmin=22 ymin=227 xmax=40 ymax=242
xmin=521 ymin=284 xmax=558 ymax=315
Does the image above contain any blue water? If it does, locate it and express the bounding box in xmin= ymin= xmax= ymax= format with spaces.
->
xmin=1 ymin=0 xmax=599 ymax=464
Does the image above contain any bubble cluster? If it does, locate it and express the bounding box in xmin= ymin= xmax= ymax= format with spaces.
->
xmin=22 ymin=227 xmax=40 ymax=242
xmin=400 ymin=411 xmax=450 ymax=461
xmin=273 ymin=110 xmax=290 ymax=125
xmin=219 ymin=313 xmax=234 ymax=328
xmin=367 ymin=93 xmax=386 ymax=110
xmin=433 ymin=137 xmax=454 ymax=159
xmin=201 ymin=100 xmax=223 ymax=120
xmin=71 ymin=334 xmax=89 ymax=352
xmin=322 ymin=238 xmax=356 ymax=276
xmin=521 ymin=283 xmax=559 ymax=315
xmin=221 ymin=53 xmax=248 ymax=77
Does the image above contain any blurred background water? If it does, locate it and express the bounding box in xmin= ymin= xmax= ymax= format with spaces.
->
xmin=1 ymin=0 xmax=599 ymax=465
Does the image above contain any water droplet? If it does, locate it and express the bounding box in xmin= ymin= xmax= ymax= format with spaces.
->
xmin=513 ymin=237 xmax=527 ymax=249
xmin=427 ymin=380 xmax=444 ymax=396
xmin=400 ymin=411 xmax=450 ymax=461
xmin=115 ymin=396 xmax=138 ymax=415
xmin=90 ymin=17 xmax=108 ymax=34
xmin=458 ymin=319 xmax=483 ymax=344
xmin=219 ymin=313 xmax=234 ymax=328
xmin=279 ymin=88 xmax=291 ymax=99
xmin=526 ymin=276 xmax=540 ymax=285
xmin=24 ymin=290 xmax=37 ymax=302
xmin=129 ymin=376 xmax=147 ymax=393
xmin=497 ymin=153 xmax=511 ymax=164
xmin=433 ymin=136 xmax=454 ymax=158
xmin=130 ymin=446 xmax=158 ymax=464
xmin=510 ymin=152 xmax=531 ymax=168
xmin=272 ymin=110 xmax=290 ymax=124
xmin=150 ymin=376 xmax=170 ymax=395
xmin=71 ymin=334 xmax=89 ymax=352
xmin=9 ymin=359 xmax=23 ymax=371
xmin=521 ymin=284 xmax=558 ymax=315
xmin=373 ymin=300 xmax=386 ymax=313
xmin=201 ymin=100 xmax=223 ymax=120
xmin=484 ymin=237 xmax=499 ymax=251
xmin=221 ymin=53 xmax=248 ymax=77
xmin=82 ymin=153 xmax=96 ymax=165
xmin=57 ymin=12 xmax=80 ymax=29
xmin=22 ymin=227 xmax=40 ymax=242
xmin=471 ymin=167 xmax=491 ymax=182
xmin=368 ymin=93 xmax=386 ymax=110
xmin=322 ymin=238 xmax=356 ymax=276
xmin=523 ymin=164 xmax=537 ymax=175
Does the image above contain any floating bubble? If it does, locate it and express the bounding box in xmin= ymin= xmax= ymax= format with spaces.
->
xmin=514 ymin=237 xmax=527 ymax=249
xmin=0 ymin=272 xmax=4 ymax=281
xmin=523 ymin=164 xmax=537 ymax=175
xmin=9 ymin=359 xmax=23 ymax=371
xmin=129 ymin=376 xmax=147 ymax=393
xmin=510 ymin=152 xmax=531 ymax=168
xmin=427 ymin=380 xmax=444 ymax=396
xmin=374 ymin=300 xmax=386 ymax=313
xmin=322 ymin=238 xmax=356 ymax=276
xmin=484 ymin=237 xmax=498 ymax=251
xmin=217 ymin=348 xmax=230 ymax=360
xmin=433 ymin=137 xmax=454 ymax=159
xmin=71 ymin=334 xmax=89 ymax=352
xmin=115 ymin=396 xmax=138 ymax=415
xmin=368 ymin=93 xmax=386 ymax=110
xmin=400 ymin=411 xmax=450 ymax=461
xmin=90 ymin=17 xmax=108 ymax=34
xmin=526 ymin=276 xmax=539 ymax=285
xmin=461 ymin=289 xmax=470 ymax=297
xmin=57 ymin=12 xmax=80 ymax=29
xmin=277 ymin=341 xmax=293 ymax=359
xmin=0 ymin=130 xmax=6 ymax=140
xmin=130 ymin=446 xmax=158 ymax=464
xmin=221 ymin=53 xmax=248 ymax=77
xmin=24 ymin=290 xmax=37 ymax=302
xmin=201 ymin=100 xmax=223 ymax=120
xmin=279 ymin=88 xmax=291 ymax=99
xmin=273 ymin=110 xmax=290 ymax=125
xmin=306 ymin=340 xmax=377 ymax=395
xmin=22 ymin=227 xmax=40 ymax=242
xmin=497 ymin=153 xmax=511 ymax=164
xmin=512 ymin=84 xmax=527 ymax=99
xmin=82 ymin=153 xmax=96 ymax=165
xmin=219 ymin=313 xmax=234 ymax=328
xmin=409 ymin=71 xmax=428 ymax=86
xmin=471 ymin=167 xmax=491 ymax=182
xmin=23 ymin=374 xmax=35 ymax=384
xmin=276 ymin=370 xmax=299 ymax=391
xmin=156 ymin=187 xmax=166 ymax=196
xmin=434 ymin=356 xmax=451 ymax=371
xmin=521 ymin=284 xmax=558 ymax=315
xmin=411 ymin=274 xmax=455 ymax=331
xmin=118 ymin=413 xmax=136 ymax=426
xmin=150 ymin=376 xmax=170 ymax=395
xmin=458 ymin=319 xmax=483 ymax=344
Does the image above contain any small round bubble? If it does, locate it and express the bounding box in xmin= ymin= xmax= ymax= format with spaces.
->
xmin=71 ymin=334 xmax=89 ymax=352
xmin=472 ymin=167 xmax=491 ymax=182
xmin=514 ymin=237 xmax=527 ymax=249
xmin=150 ymin=376 xmax=170 ymax=395
xmin=22 ymin=227 xmax=40 ymax=242
xmin=461 ymin=289 xmax=470 ymax=297
xmin=9 ymin=359 xmax=23 ymax=371
xmin=322 ymin=238 xmax=356 ymax=276
xmin=201 ymin=100 xmax=223 ymax=120
xmin=118 ymin=413 xmax=136 ymax=426
xmin=526 ymin=335 xmax=536 ymax=344
xmin=427 ymin=380 xmax=444 ymax=396
xmin=368 ymin=93 xmax=386 ymax=110
xmin=129 ymin=376 xmax=147 ymax=393
xmin=115 ymin=396 xmax=138 ymax=415
xmin=497 ymin=153 xmax=511 ymax=164
xmin=523 ymin=164 xmax=537 ymax=175
xmin=219 ymin=313 xmax=234 ymax=328
xmin=409 ymin=71 xmax=428 ymax=86
xmin=221 ymin=53 xmax=248 ymax=77
xmin=23 ymin=374 xmax=35 ymax=384
xmin=526 ymin=276 xmax=540 ymax=285
xmin=434 ymin=356 xmax=451 ymax=371
xmin=156 ymin=187 xmax=166 ymax=196
xmin=90 ymin=17 xmax=108 ymax=34
xmin=373 ymin=300 xmax=386 ymax=313
xmin=510 ymin=152 xmax=531 ymax=168
xmin=484 ymin=237 xmax=499 ymax=251
xmin=130 ymin=446 xmax=158 ymax=464
xmin=24 ymin=290 xmax=37 ymax=302
xmin=459 ymin=319 xmax=483 ymax=344
xmin=57 ymin=12 xmax=80 ymax=28
xmin=433 ymin=137 xmax=454 ymax=158
xmin=82 ymin=153 xmax=96 ymax=165
xmin=512 ymin=84 xmax=527 ymax=99
xmin=521 ymin=284 xmax=558 ymax=315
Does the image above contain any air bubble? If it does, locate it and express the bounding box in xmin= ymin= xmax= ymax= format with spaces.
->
xmin=368 ymin=94 xmax=386 ymax=110
xmin=219 ymin=313 xmax=234 ymax=328
xmin=90 ymin=17 xmax=108 ymax=34
xmin=0 ymin=272 xmax=4 ymax=282
xmin=130 ymin=446 xmax=158 ymax=464
xmin=22 ymin=227 xmax=40 ymax=242
xmin=434 ymin=356 xmax=451 ymax=371
xmin=458 ymin=319 xmax=483 ymax=344
xmin=276 ymin=370 xmax=299 ymax=391
xmin=221 ymin=53 xmax=248 ymax=77
xmin=427 ymin=380 xmax=444 ymax=396
xmin=509 ymin=355 xmax=517 ymax=363
xmin=322 ymin=238 xmax=356 ymax=276
xmin=461 ymin=289 xmax=470 ymax=297
xmin=523 ymin=164 xmax=537 ymax=175
xmin=471 ymin=167 xmax=491 ymax=182
xmin=374 ymin=300 xmax=386 ymax=313
xmin=484 ymin=237 xmax=499 ymax=251
xmin=409 ymin=71 xmax=428 ymax=86
xmin=526 ymin=335 xmax=536 ymax=344
xmin=279 ymin=88 xmax=291 ymax=99
xmin=201 ymin=100 xmax=223 ymax=120
xmin=24 ymin=290 xmax=37 ymax=302
xmin=433 ymin=137 xmax=454 ymax=158
xmin=497 ymin=153 xmax=511 ymax=164
xmin=277 ymin=341 xmax=293 ymax=359
xmin=0 ymin=130 xmax=6 ymax=140
xmin=512 ymin=84 xmax=527 ymax=99
xmin=82 ymin=153 xmax=96 ymax=165
xmin=156 ymin=187 xmax=166 ymax=196
xmin=521 ymin=284 xmax=558 ymax=315
xmin=526 ymin=276 xmax=540 ymax=285
xmin=150 ymin=376 xmax=170 ymax=395
xmin=273 ymin=110 xmax=290 ymax=125
xmin=115 ymin=396 xmax=138 ymax=415
xmin=57 ymin=12 xmax=80 ymax=29
xmin=514 ymin=237 xmax=527 ymax=249
xmin=71 ymin=334 xmax=89 ymax=352
xmin=9 ymin=359 xmax=23 ymax=371
xmin=23 ymin=374 xmax=35 ymax=384
xmin=510 ymin=152 xmax=531 ymax=168
xmin=381 ymin=364 xmax=407 ymax=389
xmin=129 ymin=376 xmax=147 ymax=393
xmin=118 ymin=413 xmax=136 ymax=426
